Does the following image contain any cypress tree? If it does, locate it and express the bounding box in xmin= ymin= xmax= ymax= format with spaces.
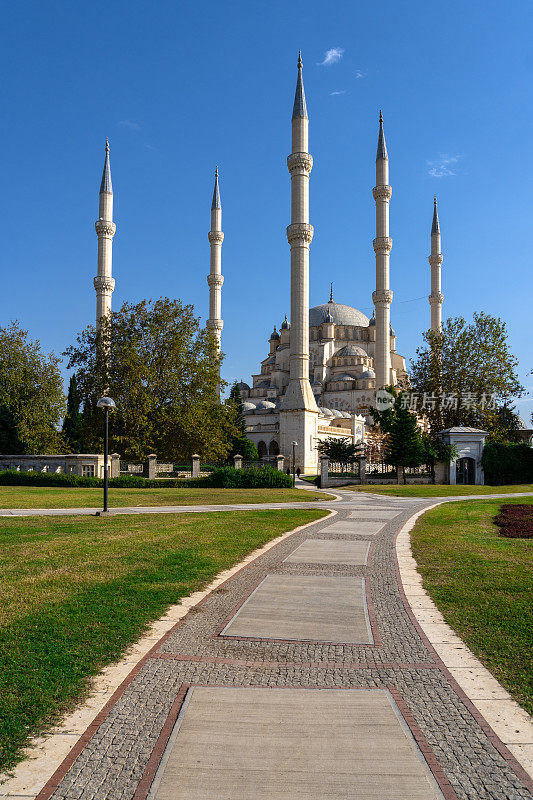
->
xmin=62 ymin=374 xmax=84 ymax=452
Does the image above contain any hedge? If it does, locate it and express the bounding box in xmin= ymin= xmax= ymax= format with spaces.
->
xmin=481 ymin=441 xmax=533 ymax=485
xmin=0 ymin=466 xmax=293 ymax=490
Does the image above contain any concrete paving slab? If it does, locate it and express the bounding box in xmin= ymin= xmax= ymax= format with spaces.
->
xmin=284 ymin=538 xmax=370 ymax=565
xmin=321 ymin=520 xmax=384 ymax=535
xmin=147 ymin=687 xmax=444 ymax=800
xmin=220 ymin=574 xmax=372 ymax=643
xmin=348 ymin=509 xmax=401 ymax=519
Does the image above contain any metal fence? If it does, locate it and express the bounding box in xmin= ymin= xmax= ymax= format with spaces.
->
xmin=328 ymin=461 xmax=361 ymax=478
xmin=119 ymin=462 xmax=144 ymax=474
xmin=366 ymin=460 xmax=397 ymax=477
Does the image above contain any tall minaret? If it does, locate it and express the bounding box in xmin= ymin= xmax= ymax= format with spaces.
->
xmin=372 ymin=111 xmax=393 ymax=388
xmin=282 ymin=52 xmax=318 ymax=414
xmin=280 ymin=52 xmax=318 ymax=473
xmin=94 ymin=139 xmax=116 ymax=328
xmin=428 ymin=196 xmax=444 ymax=331
xmin=207 ymin=167 xmax=224 ymax=353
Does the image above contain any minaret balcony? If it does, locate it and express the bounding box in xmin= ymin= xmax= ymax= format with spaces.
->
xmin=208 ymin=230 xmax=224 ymax=245
xmin=287 ymin=152 xmax=313 ymax=174
xmin=95 ymin=219 xmax=116 ymax=238
xmin=372 ymin=185 xmax=392 ymax=201
xmin=372 ymin=237 xmax=392 ymax=254
xmin=287 ymin=222 xmax=314 ymax=245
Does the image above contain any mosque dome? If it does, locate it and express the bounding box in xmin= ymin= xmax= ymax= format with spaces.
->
xmin=309 ymin=302 xmax=369 ymax=328
xmin=336 ymin=344 xmax=367 ymax=357
xmin=319 ymin=407 xmax=335 ymax=417
xmin=254 ymin=400 xmax=276 ymax=412
xmin=270 ymin=327 xmax=280 ymax=340
xmin=330 ymin=409 xmax=344 ymax=418
xmin=336 ymin=374 xmax=358 ymax=381
xmin=359 ymin=368 xmax=376 ymax=380
xmin=242 ymin=402 xmax=257 ymax=413
xmin=236 ymin=381 xmax=250 ymax=391
xmin=280 ymin=315 xmax=290 ymax=330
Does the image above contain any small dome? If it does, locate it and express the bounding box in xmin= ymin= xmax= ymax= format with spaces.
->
xmin=280 ymin=315 xmax=290 ymax=330
xmin=369 ymin=315 xmax=376 ymax=327
xmin=336 ymin=344 xmax=367 ymax=357
xmin=270 ymin=327 xmax=280 ymax=340
xmin=320 ymin=408 xmax=335 ymax=417
xmin=330 ymin=409 xmax=344 ymax=418
xmin=254 ymin=400 xmax=276 ymax=412
xmin=335 ymin=374 xmax=357 ymax=381
xmin=359 ymin=368 xmax=376 ymax=380
xmin=236 ymin=381 xmax=250 ymax=391
xmin=242 ymin=402 xmax=257 ymax=413
xmin=341 ymin=411 xmax=352 ymax=418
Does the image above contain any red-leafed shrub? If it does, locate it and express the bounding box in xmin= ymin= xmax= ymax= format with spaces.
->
xmin=494 ymin=504 xmax=533 ymax=539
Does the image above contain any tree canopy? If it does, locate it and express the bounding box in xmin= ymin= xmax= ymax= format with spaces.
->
xmin=64 ymin=297 xmax=239 ymax=461
xmin=409 ymin=312 xmax=523 ymax=433
xmin=317 ymin=436 xmax=362 ymax=470
xmin=227 ymin=382 xmax=258 ymax=461
xmin=0 ymin=322 xmax=66 ymax=454
xmin=62 ymin=374 xmax=84 ymax=453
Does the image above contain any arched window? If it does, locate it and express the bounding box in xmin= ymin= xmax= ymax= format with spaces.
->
xmin=257 ymin=441 xmax=267 ymax=459
xmin=269 ymin=440 xmax=280 ymax=457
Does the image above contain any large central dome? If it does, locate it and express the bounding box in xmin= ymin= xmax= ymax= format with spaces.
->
xmin=309 ymin=301 xmax=370 ymax=328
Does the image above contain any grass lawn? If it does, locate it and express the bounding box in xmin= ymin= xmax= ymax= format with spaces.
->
xmin=0 ymin=508 xmax=327 ymax=771
xmin=344 ymin=484 xmax=533 ymax=498
xmin=410 ymin=498 xmax=533 ymax=714
xmin=0 ymin=485 xmax=333 ymax=510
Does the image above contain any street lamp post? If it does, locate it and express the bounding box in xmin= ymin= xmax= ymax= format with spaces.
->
xmin=96 ymin=396 xmax=116 ymax=513
xmin=292 ymin=441 xmax=297 ymax=487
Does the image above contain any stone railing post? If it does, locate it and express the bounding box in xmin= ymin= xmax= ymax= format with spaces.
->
xmin=192 ymin=454 xmax=200 ymax=479
xmin=143 ymin=454 xmax=157 ymax=480
xmin=320 ymin=455 xmax=329 ymax=488
xmin=276 ymin=455 xmax=285 ymax=472
xmin=359 ymin=457 xmax=367 ymax=484
xmin=110 ymin=453 xmax=121 ymax=479
xmin=233 ymin=454 xmax=243 ymax=470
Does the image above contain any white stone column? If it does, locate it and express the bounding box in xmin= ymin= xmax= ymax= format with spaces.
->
xmin=372 ymin=113 xmax=393 ymax=389
xmin=429 ymin=196 xmax=444 ymax=332
xmin=94 ymin=139 xmax=116 ymax=329
xmin=207 ymin=167 xmax=224 ymax=353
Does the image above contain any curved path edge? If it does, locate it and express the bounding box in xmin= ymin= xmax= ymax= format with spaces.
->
xmin=395 ymin=501 xmax=533 ymax=785
xmin=0 ymin=509 xmax=336 ymax=799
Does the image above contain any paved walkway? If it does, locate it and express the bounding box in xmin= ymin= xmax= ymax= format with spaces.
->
xmin=2 ymin=489 xmax=532 ymax=800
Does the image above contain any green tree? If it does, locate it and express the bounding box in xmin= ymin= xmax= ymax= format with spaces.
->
xmin=485 ymin=404 xmax=524 ymax=444
xmin=0 ymin=322 xmax=66 ymax=454
xmin=420 ymin=431 xmax=457 ymax=484
xmin=227 ymin=381 xmax=259 ymax=461
xmin=409 ymin=313 xmax=523 ymax=433
xmin=317 ymin=437 xmax=363 ymax=472
xmin=64 ymin=297 xmax=239 ymax=461
xmin=385 ymin=403 xmax=424 ymax=483
xmin=62 ymin=374 xmax=84 ymax=452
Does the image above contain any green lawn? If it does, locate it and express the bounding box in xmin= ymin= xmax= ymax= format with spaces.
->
xmin=0 ymin=485 xmax=332 ymax=510
xmin=0 ymin=508 xmax=327 ymax=771
xmin=410 ymin=498 xmax=533 ymax=714
xmin=344 ymin=484 xmax=533 ymax=497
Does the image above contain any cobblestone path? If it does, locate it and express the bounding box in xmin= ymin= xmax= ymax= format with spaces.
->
xmin=30 ymin=492 xmax=533 ymax=800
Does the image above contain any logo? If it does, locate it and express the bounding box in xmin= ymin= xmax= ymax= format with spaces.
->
xmin=375 ymin=389 xmax=395 ymax=411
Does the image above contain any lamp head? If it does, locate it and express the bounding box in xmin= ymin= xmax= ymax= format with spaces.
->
xmin=97 ymin=396 xmax=116 ymax=410
xmin=292 ymin=441 xmax=298 ymax=446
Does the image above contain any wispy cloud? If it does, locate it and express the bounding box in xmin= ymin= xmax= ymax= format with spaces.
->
xmin=330 ymin=90 xmax=346 ymax=96
xmin=119 ymin=119 xmax=141 ymax=131
xmin=318 ymin=47 xmax=344 ymax=66
xmin=355 ymin=70 xmax=365 ymax=79
xmin=427 ymin=154 xmax=460 ymax=178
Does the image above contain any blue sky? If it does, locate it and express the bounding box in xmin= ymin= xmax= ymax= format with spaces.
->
xmin=1 ymin=0 xmax=532 ymax=422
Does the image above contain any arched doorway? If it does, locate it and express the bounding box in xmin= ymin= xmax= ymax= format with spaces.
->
xmin=456 ymin=457 xmax=475 ymax=485
xmin=257 ymin=441 xmax=267 ymax=460
xmin=269 ymin=440 xmax=280 ymax=457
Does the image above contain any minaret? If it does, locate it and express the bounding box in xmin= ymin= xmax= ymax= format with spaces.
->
xmin=94 ymin=139 xmax=116 ymax=328
xmin=372 ymin=111 xmax=393 ymax=388
xmin=282 ymin=52 xmax=318 ymax=414
xmin=428 ymin=196 xmax=444 ymax=331
xmin=207 ymin=167 xmax=224 ymax=353
xmin=280 ymin=52 xmax=318 ymax=473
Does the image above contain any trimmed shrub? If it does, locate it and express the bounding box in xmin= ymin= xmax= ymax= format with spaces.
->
xmin=481 ymin=441 xmax=533 ymax=485
xmin=205 ymin=466 xmax=293 ymax=489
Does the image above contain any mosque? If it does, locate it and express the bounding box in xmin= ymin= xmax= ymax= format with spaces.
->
xmin=92 ymin=54 xmax=444 ymax=473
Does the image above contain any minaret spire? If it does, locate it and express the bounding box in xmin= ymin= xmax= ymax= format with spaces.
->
xmin=207 ymin=166 xmax=224 ymax=381
xmin=94 ymin=138 xmax=116 ymax=328
xmin=329 ymin=282 xmax=334 ymax=303
xmin=280 ymin=52 xmax=319 ymax=473
xmin=429 ymin=196 xmax=444 ymax=331
xmin=372 ymin=111 xmax=393 ymax=388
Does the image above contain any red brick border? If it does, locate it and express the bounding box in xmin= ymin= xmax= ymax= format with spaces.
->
xmin=393 ymin=509 xmax=533 ymax=794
